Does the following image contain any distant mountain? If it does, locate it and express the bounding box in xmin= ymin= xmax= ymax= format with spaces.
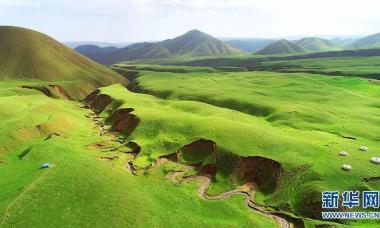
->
xmin=348 ymin=32 xmax=380 ymax=49
xmin=295 ymin=37 xmax=337 ymax=52
xmin=76 ymin=30 xmax=242 ymax=64
xmin=255 ymin=39 xmax=305 ymax=55
xmin=64 ymin=41 xmax=130 ymax=48
xmin=222 ymin=38 xmax=275 ymax=52
xmin=75 ymin=45 xmax=119 ymax=54
xmin=0 ymin=26 xmax=127 ymax=99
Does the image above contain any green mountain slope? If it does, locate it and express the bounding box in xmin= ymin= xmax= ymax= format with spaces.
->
xmin=0 ymin=26 xmax=127 ymax=99
xmin=255 ymin=39 xmax=305 ymax=55
xmin=348 ymin=32 xmax=380 ymax=49
xmin=160 ymin=30 xmax=240 ymax=56
xmin=76 ymin=30 xmax=241 ymax=64
xmin=295 ymin=37 xmax=337 ymax=52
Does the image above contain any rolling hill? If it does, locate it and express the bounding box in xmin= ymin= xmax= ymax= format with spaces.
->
xmin=0 ymin=26 xmax=128 ymax=99
xmin=295 ymin=37 xmax=337 ymax=52
xmin=76 ymin=30 xmax=242 ymax=64
xmin=255 ymin=39 xmax=305 ymax=55
xmin=348 ymin=32 xmax=380 ymax=49
xmin=223 ymin=38 xmax=275 ymax=52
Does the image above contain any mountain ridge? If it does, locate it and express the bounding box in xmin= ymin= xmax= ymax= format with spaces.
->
xmin=75 ymin=29 xmax=242 ymax=64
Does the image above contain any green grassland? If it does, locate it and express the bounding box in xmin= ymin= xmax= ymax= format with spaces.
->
xmin=251 ymin=56 xmax=380 ymax=79
xmin=128 ymin=49 xmax=380 ymax=77
xmin=0 ymin=81 xmax=276 ymax=227
xmin=1 ymin=70 xmax=380 ymax=227
xmin=127 ymin=71 xmax=380 ymax=226
xmin=111 ymin=64 xmax=218 ymax=73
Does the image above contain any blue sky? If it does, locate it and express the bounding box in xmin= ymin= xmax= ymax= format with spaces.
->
xmin=1 ymin=0 xmax=379 ymax=42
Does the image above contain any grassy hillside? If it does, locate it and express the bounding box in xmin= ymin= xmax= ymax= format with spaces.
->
xmin=295 ymin=37 xmax=338 ymax=52
xmin=0 ymin=26 xmax=127 ymax=99
xmin=76 ymin=30 xmax=242 ymax=64
xmin=112 ymin=64 xmax=217 ymax=73
xmin=1 ymin=65 xmax=380 ymax=226
xmin=251 ymin=56 xmax=380 ymax=79
xmin=0 ymin=81 xmax=275 ymax=227
xmin=96 ymin=72 xmax=380 ymax=227
xmin=348 ymin=32 xmax=380 ymax=49
xmin=255 ymin=39 xmax=305 ymax=55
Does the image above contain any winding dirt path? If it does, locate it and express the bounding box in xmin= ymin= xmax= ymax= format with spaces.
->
xmin=168 ymin=170 xmax=292 ymax=228
xmin=124 ymin=154 xmax=137 ymax=175
xmin=196 ymin=175 xmax=290 ymax=228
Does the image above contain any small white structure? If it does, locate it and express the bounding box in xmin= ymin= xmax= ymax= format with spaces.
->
xmin=339 ymin=151 xmax=349 ymax=156
xmin=41 ymin=163 xmax=51 ymax=169
xmin=342 ymin=164 xmax=352 ymax=171
xmin=370 ymin=157 xmax=380 ymax=164
xmin=359 ymin=146 xmax=368 ymax=151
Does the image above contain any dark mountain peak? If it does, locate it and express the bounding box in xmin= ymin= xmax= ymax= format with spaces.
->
xmin=75 ymin=44 xmax=101 ymax=52
xmin=76 ymin=44 xmax=100 ymax=48
xmin=277 ymin=39 xmax=292 ymax=44
xmin=175 ymin=29 xmax=210 ymax=40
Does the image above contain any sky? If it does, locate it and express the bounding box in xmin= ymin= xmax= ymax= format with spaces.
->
xmin=0 ymin=0 xmax=379 ymax=42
